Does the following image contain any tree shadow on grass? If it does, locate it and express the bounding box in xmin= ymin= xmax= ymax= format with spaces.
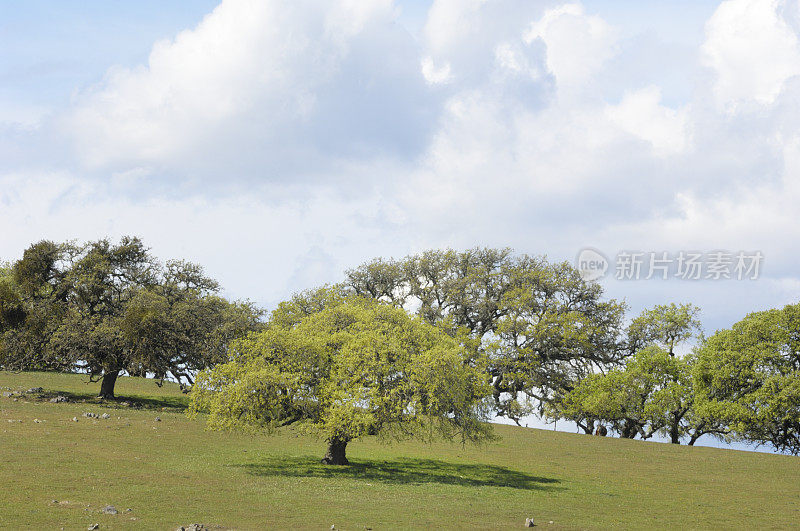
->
xmin=34 ymin=389 xmax=188 ymax=412
xmin=239 ymin=455 xmax=562 ymax=491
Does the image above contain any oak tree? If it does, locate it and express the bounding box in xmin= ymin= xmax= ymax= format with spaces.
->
xmin=694 ymin=303 xmax=800 ymax=454
xmin=189 ymin=293 xmax=494 ymax=465
xmin=345 ymin=248 xmax=628 ymax=430
xmin=1 ymin=237 xmax=261 ymax=398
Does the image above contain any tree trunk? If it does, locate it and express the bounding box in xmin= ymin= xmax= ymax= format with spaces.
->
xmin=688 ymin=421 xmax=706 ymax=446
xmin=621 ymin=420 xmax=639 ymax=439
xmin=98 ymin=370 xmax=119 ymax=399
xmin=670 ymin=422 xmax=680 ymax=444
xmin=321 ymin=437 xmax=349 ymax=465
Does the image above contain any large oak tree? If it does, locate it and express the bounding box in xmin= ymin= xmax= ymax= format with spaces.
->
xmin=0 ymin=237 xmax=262 ymax=398
xmin=345 ymin=248 xmax=628 ymax=431
xmin=189 ymin=292 xmax=494 ymax=465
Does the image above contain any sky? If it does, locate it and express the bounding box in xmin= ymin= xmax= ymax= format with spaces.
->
xmin=1 ymin=0 xmax=799 ymax=432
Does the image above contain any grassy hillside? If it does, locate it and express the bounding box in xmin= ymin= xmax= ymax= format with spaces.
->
xmin=1 ymin=371 xmax=799 ymax=530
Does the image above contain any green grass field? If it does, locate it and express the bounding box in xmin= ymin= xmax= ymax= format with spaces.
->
xmin=1 ymin=371 xmax=799 ymax=530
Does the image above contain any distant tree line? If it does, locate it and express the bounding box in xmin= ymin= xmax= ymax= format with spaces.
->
xmin=1 ymin=240 xmax=798 ymax=460
xmin=342 ymin=249 xmax=800 ymax=455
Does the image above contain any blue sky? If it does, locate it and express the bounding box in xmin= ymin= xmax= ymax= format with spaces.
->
xmin=1 ymin=0 xmax=799 ymax=360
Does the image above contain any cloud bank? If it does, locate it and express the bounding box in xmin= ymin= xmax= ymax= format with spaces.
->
xmin=2 ymin=0 xmax=800 ymax=334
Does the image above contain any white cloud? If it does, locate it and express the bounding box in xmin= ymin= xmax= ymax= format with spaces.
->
xmin=2 ymin=0 xmax=800 ymax=338
xmin=422 ymin=0 xmax=546 ymax=88
xmin=524 ymin=3 xmax=617 ymax=89
xmin=62 ymin=0 xmax=430 ymax=177
xmin=0 ymin=171 xmax=406 ymax=307
xmin=421 ymin=56 xmax=453 ymax=84
xmin=702 ymin=0 xmax=800 ymax=110
xmin=606 ymin=86 xmax=690 ymax=157
xmin=423 ymin=0 xmax=493 ymax=59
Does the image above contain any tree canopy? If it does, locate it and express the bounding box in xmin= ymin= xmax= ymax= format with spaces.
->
xmin=557 ymin=346 xmax=726 ymax=444
xmin=3 ymin=238 xmax=799 ymax=457
xmin=552 ymin=303 xmax=727 ymax=445
xmin=189 ymin=292 xmax=494 ymax=464
xmin=627 ymin=303 xmax=702 ymax=356
xmin=345 ymin=248 xmax=628 ymax=429
xmin=0 ymin=237 xmax=262 ymax=398
xmin=694 ymin=303 xmax=800 ymax=454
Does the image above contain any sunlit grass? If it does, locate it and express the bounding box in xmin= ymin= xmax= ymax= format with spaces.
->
xmin=2 ymin=371 xmax=799 ymax=529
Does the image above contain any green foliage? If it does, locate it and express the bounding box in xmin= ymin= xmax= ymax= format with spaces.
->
xmin=0 ymin=264 xmax=25 ymax=333
xmin=694 ymin=303 xmax=800 ymax=454
xmin=554 ymin=303 xmax=725 ymax=444
xmin=558 ymin=346 xmax=725 ymax=443
xmin=345 ymin=248 xmax=628 ymax=426
xmin=0 ymin=241 xmax=72 ymax=369
xmin=0 ymin=237 xmax=262 ymax=396
xmin=190 ymin=294 xmax=494 ymax=453
xmin=627 ymin=302 xmax=702 ymax=355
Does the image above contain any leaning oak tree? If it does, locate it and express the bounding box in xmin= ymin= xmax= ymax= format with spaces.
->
xmin=189 ymin=293 xmax=494 ymax=465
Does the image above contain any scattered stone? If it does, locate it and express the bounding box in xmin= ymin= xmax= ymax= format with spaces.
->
xmin=50 ymin=396 xmax=69 ymax=403
xmin=33 ymin=418 xmax=42 ymax=423
xmin=88 ymin=525 xmax=99 ymax=530
xmin=525 ymin=517 xmax=535 ymax=527
xmin=83 ymin=412 xmax=96 ymax=418
xmin=2 ymin=391 xmax=13 ymax=397
xmin=155 ymin=416 xmax=161 ymax=422
xmin=102 ymin=505 xmax=118 ymax=515
xmin=73 ymin=417 xmax=78 ymax=422
xmin=125 ymin=508 xmax=132 ymax=512
xmin=52 ymin=500 xmax=58 ymax=504
xmin=26 ymin=387 xmax=43 ymax=394
xmin=100 ymin=413 xmax=111 ymax=419
xmin=548 ymin=521 xmax=554 ymax=525
xmin=120 ymin=402 xmax=130 ymax=407
xmin=176 ymin=525 xmax=207 ymax=531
